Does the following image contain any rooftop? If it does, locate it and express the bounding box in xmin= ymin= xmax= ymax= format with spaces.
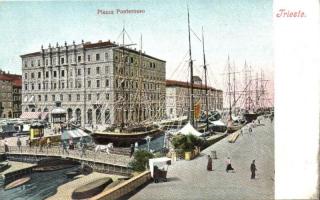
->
xmin=20 ymin=40 xmax=166 ymax=62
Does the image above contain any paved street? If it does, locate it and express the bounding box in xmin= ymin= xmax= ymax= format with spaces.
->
xmin=130 ymin=117 xmax=274 ymax=200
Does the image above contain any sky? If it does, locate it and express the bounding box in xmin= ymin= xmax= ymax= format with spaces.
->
xmin=0 ymin=0 xmax=273 ymax=103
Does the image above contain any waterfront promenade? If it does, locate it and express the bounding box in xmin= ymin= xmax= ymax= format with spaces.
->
xmin=130 ymin=117 xmax=274 ymax=200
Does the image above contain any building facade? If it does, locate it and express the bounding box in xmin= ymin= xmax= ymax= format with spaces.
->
xmin=165 ymin=79 xmax=223 ymax=118
xmin=21 ymin=40 xmax=166 ymax=127
xmin=0 ymin=70 xmax=22 ymax=118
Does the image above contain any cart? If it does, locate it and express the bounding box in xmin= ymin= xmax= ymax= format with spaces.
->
xmin=149 ymin=157 xmax=171 ymax=183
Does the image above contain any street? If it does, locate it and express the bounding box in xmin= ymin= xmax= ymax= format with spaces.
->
xmin=129 ymin=117 xmax=274 ymax=200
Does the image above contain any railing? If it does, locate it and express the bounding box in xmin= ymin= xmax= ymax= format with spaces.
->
xmin=0 ymin=146 xmax=132 ymax=167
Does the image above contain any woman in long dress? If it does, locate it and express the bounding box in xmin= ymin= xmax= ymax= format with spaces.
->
xmin=226 ymin=157 xmax=234 ymax=172
xmin=207 ymin=155 xmax=212 ymax=171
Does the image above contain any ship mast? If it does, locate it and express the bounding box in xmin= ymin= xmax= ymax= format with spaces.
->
xmin=187 ymin=5 xmax=195 ymax=126
xmin=202 ymin=27 xmax=209 ymax=131
xmin=138 ymin=34 xmax=142 ymax=123
xmin=227 ymin=55 xmax=232 ymax=120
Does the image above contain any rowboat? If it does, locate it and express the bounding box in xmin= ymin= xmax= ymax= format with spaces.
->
xmin=71 ymin=177 xmax=113 ymax=199
xmin=5 ymin=176 xmax=31 ymax=190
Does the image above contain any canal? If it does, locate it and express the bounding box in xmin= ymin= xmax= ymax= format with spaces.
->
xmin=0 ymin=166 xmax=78 ymax=200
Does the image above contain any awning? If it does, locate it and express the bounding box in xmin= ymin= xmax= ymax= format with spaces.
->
xmin=20 ymin=112 xmax=42 ymax=119
xmin=61 ymin=129 xmax=89 ymax=140
xmin=174 ymin=122 xmax=202 ymax=137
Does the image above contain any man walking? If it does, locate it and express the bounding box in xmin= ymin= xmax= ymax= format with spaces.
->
xmin=17 ymin=137 xmax=22 ymax=152
xmin=250 ymin=160 xmax=257 ymax=179
xmin=62 ymin=140 xmax=69 ymax=155
xmin=207 ymin=155 xmax=213 ymax=171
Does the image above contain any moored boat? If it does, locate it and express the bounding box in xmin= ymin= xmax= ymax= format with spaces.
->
xmin=5 ymin=176 xmax=31 ymax=190
xmin=71 ymin=177 xmax=113 ymax=199
xmin=91 ymin=124 xmax=163 ymax=146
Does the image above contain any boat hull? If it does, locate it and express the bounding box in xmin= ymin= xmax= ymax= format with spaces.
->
xmin=243 ymin=113 xmax=259 ymax=123
xmin=91 ymin=128 xmax=164 ymax=146
xmin=5 ymin=177 xmax=31 ymax=190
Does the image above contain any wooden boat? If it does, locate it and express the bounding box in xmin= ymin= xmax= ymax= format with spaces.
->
xmin=243 ymin=112 xmax=259 ymax=123
xmin=33 ymin=164 xmax=74 ymax=172
xmin=5 ymin=176 xmax=31 ymax=190
xmin=91 ymin=124 xmax=163 ymax=146
xmin=71 ymin=177 xmax=113 ymax=199
xmin=0 ymin=161 xmax=10 ymax=172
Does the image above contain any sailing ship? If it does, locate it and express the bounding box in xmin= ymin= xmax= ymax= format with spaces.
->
xmin=91 ymin=28 xmax=163 ymax=146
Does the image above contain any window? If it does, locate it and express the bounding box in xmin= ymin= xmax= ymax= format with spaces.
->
xmin=87 ymin=55 xmax=91 ymax=61
xmin=38 ymin=72 xmax=41 ymax=78
xmin=70 ymin=70 xmax=73 ymax=76
xmin=130 ymin=57 xmax=134 ymax=64
xmin=31 ymin=73 xmax=34 ymax=79
xmin=53 ymin=71 xmax=57 ymax=77
xmin=70 ymin=81 xmax=73 ymax=88
xmin=45 ymin=95 xmax=48 ymax=101
xmin=61 ymin=70 xmax=65 ymax=77
xmin=88 ymin=94 xmax=91 ymax=100
xmin=24 ymin=61 xmax=27 ymax=68
xmin=96 ymin=67 xmax=100 ymax=74
xmin=97 ymin=93 xmax=100 ymax=100
xmin=24 ymin=73 xmax=27 ymax=79
xmin=68 ymin=94 xmax=71 ymax=101
xmin=31 ymin=83 xmax=34 ymax=90
xmin=77 ymin=56 xmax=81 ymax=62
xmin=38 ymin=83 xmax=41 ymax=90
xmin=38 ymin=95 xmax=41 ymax=102
xmin=60 ymin=94 xmax=63 ymax=101
xmin=31 ymin=60 xmax=34 ymax=67
xmin=46 ymin=71 xmax=49 ymax=78
xmin=52 ymin=95 xmax=55 ymax=101
xmin=87 ymin=80 xmax=91 ymax=88
xmin=37 ymin=60 xmax=40 ymax=66
xmin=54 ymin=83 xmax=56 ymax=89
xmin=61 ymin=57 xmax=64 ymax=64
xmin=87 ymin=68 xmax=91 ymax=75
xmin=45 ymin=59 xmax=48 ymax=66
xmin=105 ymin=52 xmax=108 ymax=60
xmin=105 ymin=93 xmax=109 ymax=100
xmin=77 ymin=94 xmax=80 ymax=101
xmin=105 ymin=79 xmax=109 ymax=87
xmin=77 ymin=69 xmax=81 ymax=76
xmin=77 ymin=81 xmax=81 ymax=88
xmin=96 ymin=53 xmax=100 ymax=61
xmin=96 ymin=79 xmax=100 ymax=88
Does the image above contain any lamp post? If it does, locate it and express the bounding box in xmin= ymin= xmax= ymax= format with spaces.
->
xmin=145 ymin=136 xmax=151 ymax=152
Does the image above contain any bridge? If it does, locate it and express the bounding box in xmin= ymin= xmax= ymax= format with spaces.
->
xmin=0 ymin=145 xmax=133 ymax=176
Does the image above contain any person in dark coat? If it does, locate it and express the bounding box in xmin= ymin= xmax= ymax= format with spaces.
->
xmin=130 ymin=144 xmax=135 ymax=158
xmin=207 ymin=155 xmax=213 ymax=171
xmin=226 ymin=157 xmax=234 ymax=173
xmin=17 ymin=137 xmax=22 ymax=152
xmin=250 ymin=160 xmax=257 ymax=179
xmin=4 ymin=140 xmax=9 ymax=153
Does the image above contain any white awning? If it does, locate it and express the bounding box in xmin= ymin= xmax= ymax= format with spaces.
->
xmin=175 ymin=122 xmax=202 ymax=137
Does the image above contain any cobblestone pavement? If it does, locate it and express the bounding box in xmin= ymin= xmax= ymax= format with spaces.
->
xmin=130 ymin=118 xmax=274 ymax=200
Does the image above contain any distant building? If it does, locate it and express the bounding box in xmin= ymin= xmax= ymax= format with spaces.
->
xmin=166 ymin=79 xmax=223 ymax=118
xmin=21 ymin=40 xmax=166 ymax=127
xmin=0 ymin=70 xmax=22 ymax=118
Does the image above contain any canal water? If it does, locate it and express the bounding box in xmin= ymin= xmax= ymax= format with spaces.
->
xmin=0 ymin=167 xmax=78 ymax=200
xmin=137 ymin=133 xmax=166 ymax=152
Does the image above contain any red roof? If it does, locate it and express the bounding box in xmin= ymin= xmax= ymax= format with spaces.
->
xmin=166 ymin=79 xmax=222 ymax=92
xmin=0 ymin=73 xmax=22 ymax=86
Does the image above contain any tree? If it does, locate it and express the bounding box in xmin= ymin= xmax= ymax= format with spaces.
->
xmin=129 ymin=150 xmax=154 ymax=172
xmin=171 ymin=134 xmax=202 ymax=152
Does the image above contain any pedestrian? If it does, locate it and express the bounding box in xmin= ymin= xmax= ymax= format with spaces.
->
xmin=226 ymin=157 xmax=234 ymax=173
xmin=80 ymin=137 xmax=86 ymax=157
xmin=28 ymin=138 xmax=32 ymax=149
xmin=4 ymin=139 xmax=9 ymax=153
xmin=17 ymin=137 xmax=22 ymax=152
xmin=69 ymin=139 xmax=74 ymax=150
xmin=130 ymin=144 xmax=135 ymax=157
xmin=207 ymin=155 xmax=213 ymax=171
xmin=46 ymin=137 xmax=51 ymax=148
xmin=250 ymin=160 xmax=257 ymax=179
xmin=39 ymin=137 xmax=45 ymax=152
xmin=62 ymin=140 xmax=69 ymax=155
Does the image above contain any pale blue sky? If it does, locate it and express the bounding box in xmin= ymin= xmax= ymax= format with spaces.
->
xmin=0 ymin=0 xmax=273 ymax=92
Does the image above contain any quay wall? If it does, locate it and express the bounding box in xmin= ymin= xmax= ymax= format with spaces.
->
xmin=91 ymin=171 xmax=151 ymax=200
